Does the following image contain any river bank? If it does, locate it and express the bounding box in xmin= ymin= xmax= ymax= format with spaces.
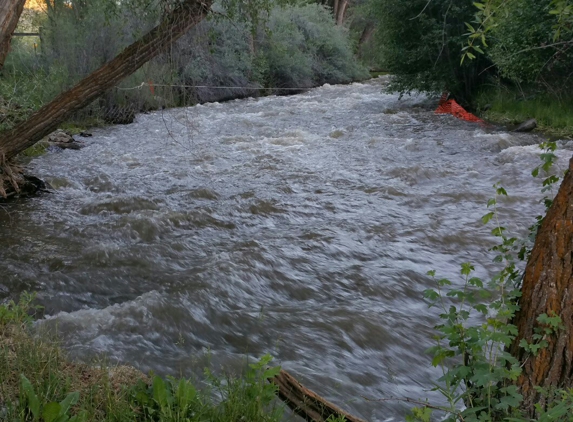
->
xmin=475 ymin=87 xmax=573 ymax=139
xmin=1 ymin=295 xmax=287 ymax=422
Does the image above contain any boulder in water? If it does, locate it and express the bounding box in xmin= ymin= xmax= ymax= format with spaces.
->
xmin=46 ymin=129 xmax=84 ymax=150
xmin=514 ymin=118 xmax=537 ymax=132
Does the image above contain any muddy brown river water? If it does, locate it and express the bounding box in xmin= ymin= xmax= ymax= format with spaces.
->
xmin=1 ymin=77 xmax=571 ymax=420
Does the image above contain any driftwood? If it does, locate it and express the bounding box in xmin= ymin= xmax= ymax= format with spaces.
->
xmin=271 ymin=369 xmax=367 ymax=422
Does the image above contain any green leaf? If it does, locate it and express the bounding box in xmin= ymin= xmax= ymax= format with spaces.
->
xmin=481 ymin=212 xmax=495 ymax=224
xmin=461 ymin=262 xmax=474 ymax=276
xmin=424 ymin=289 xmax=439 ymax=301
xmin=59 ymin=392 xmax=79 ymax=416
xmin=42 ymin=403 xmax=62 ymax=422
xmin=20 ymin=374 xmax=40 ymax=420
xmin=152 ymin=376 xmax=169 ymax=409
xmin=465 ymin=22 xmax=476 ymax=32
xmin=496 ymin=186 xmax=508 ymax=196
xmin=437 ymin=278 xmax=452 ymax=286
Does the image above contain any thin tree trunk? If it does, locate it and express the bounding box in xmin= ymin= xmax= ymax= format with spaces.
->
xmin=509 ymin=155 xmax=573 ymax=418
xmin=0 ymin=0 xmax=27 ymax=71
xmin=336 ymin=0 xmax=348 ymax=26
xmin=333 ymin=0 xmax=339 ymax=21
xmin=0 ymin=0 xmax=213 ymax=161
xmin=357 ymin=22 xmax=375 ymax=57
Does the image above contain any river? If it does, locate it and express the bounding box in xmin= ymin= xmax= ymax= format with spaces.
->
xmin=1 ymin=77 xmax=571 ymax=420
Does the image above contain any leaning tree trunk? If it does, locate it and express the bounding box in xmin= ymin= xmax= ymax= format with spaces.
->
xmin=0 ymin=0 xmax=26 ymax=71
xmin=0 ymin=0 xmax=213 ymax=162
xmin=509 ymin=155 xmax=573 ymax=418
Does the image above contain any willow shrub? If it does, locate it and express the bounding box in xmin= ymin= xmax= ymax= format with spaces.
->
xmin=1 ymin=1 xmax=366 ymax=129
xmin=261 ymin=4 xmax=369 ymax=89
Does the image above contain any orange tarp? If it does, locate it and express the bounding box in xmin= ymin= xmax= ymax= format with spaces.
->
xmin=435 ymin=94 xmax=483 ymax=123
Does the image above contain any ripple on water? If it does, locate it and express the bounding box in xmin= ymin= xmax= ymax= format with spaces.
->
xmin=2 ymin=78 xmax=560 ymax=421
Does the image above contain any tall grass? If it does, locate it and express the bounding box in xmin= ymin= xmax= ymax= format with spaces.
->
xmin=476 ymin=87 xmax=573 ymax=138
xmin=0 ymin=294 xmax=285 ymax=422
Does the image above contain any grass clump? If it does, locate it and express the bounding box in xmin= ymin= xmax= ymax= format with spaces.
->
xmin=0 ymin=293 xmax=285 ymax=422
xmin=476 ymin=87 xmax=573 ymax=139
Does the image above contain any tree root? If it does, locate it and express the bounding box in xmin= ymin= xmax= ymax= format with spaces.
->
xmin=0 ymin=154 xmax=49 ymax=200
xmin=0 ymin=154 xmax=24 ymax=199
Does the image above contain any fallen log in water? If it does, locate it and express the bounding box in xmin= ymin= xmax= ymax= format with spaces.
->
xmin=271 ymin=369 xmax=367 ymax=422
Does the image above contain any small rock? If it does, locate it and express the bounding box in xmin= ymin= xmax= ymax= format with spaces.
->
xmin=79 ymin=132 xmax=93 ymax=137
xmin=47 ymin=129 xmax=74 ymax=143
xmin=46 ymin=129 xmax=84 ymax=150
xmin=514 ymin=118 xmax=537 ymax=132
xmin=51 ymin=142 xmax=83 ymax=150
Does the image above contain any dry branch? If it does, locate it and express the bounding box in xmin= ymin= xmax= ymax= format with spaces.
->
xmin=271 ymin=369 xmax=367 ymax=422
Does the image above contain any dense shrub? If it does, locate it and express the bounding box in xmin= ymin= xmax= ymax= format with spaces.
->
xmin=0 ymin=1 xmax=367 ymax=129
xmin=262 ymin=5 xmax=369 ymax=88
xmin=371 ymin=0 xmax=492 ymax=104
xmin=485 ymin=0 xmax=573 ymax=98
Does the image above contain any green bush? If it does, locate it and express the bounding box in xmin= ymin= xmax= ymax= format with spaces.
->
xmin=1 ymin=1 xmax=366 ymax=129
xmin=483 ymin=0 xmax=573 ymax=100
xmin=263 ymin=5 xmax=369 ymax=88
xmin=371 ymin=0 xmax=491 ymax=104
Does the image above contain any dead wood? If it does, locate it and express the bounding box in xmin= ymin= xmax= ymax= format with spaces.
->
xmin=270 ymin=369 xmax=367 ymax=422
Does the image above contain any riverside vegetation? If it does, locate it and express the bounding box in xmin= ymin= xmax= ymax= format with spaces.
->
xmin=0 ymin=1 xmax=368 ymax=134
xmin=370 ymin=0 xmax=573 ymax=137
xmin=0 ymin=293 xmax=287 ymax=421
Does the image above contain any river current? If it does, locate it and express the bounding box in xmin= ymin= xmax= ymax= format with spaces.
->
xmin=1 ymin=77 xmax=572 ymax=420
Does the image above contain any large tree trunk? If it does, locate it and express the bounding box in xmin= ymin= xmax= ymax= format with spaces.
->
xmin=0 ymin=0 xmax=213 ymax=162
xmin=509 ymin=155 xmax=573 ymax=418
xmin=0 ymin=0 xmax=27 ymax=71
xmin=333 ymin=0 xmax=340 ymax=21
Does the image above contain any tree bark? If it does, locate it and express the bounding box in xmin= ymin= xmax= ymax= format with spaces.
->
xmin=0 ymin=0 xmax=27 ymax=71
xmin=509 ymin=156 xmax=573 ymax=418
xmin=271 ymin=369 xmax=367 ymax=422
xmin=357 ymin=22 xmax=375 ymax=58
xmin=0 ymin=0 xmax=213 ymax=161
xmin=336 ymin=0 xmax=348 ymax=26
xmin=333 ymin=0 xmax=339 ymax=21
